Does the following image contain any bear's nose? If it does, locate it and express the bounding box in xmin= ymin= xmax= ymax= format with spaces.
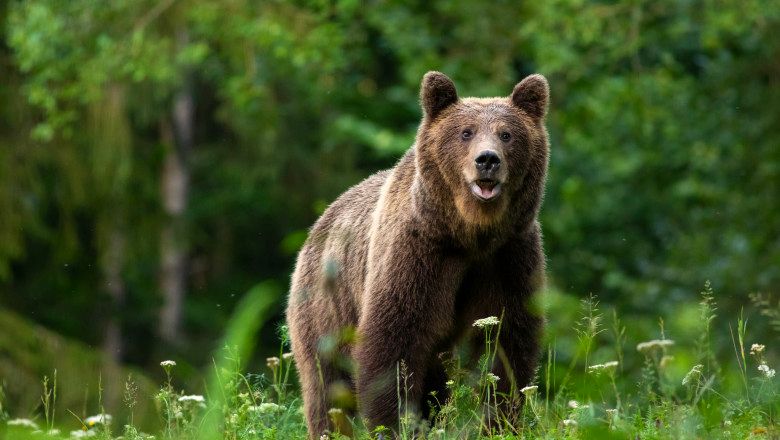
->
xmin=475 ymin=150 xmax=501 ymax=173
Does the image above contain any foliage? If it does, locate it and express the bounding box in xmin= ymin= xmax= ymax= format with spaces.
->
xmin=0 ymin=0 xmax=778 ymax=432
xmin=1 ymin=284 xmax=779 ymax=439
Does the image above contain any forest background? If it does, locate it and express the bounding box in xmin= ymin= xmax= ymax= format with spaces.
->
xmin=0 ymin=0 xmax=778 ymax=431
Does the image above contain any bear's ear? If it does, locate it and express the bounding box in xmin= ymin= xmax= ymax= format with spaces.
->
xmin=420 ymin=71 xmax=458 ymax=120
xmin=510 ymin=74 xmax=549 ymax=120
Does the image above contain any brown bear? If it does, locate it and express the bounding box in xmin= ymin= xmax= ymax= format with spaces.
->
xmin=286 ymin=71 xmax=549 ymax=438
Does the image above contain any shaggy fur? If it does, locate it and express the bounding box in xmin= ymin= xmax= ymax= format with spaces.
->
xmin=287 ymin=71 xmax=550 ymax=438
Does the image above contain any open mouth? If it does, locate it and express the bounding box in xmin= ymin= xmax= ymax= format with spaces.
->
xmin=470 ymin=179 xmax=502 ymax=201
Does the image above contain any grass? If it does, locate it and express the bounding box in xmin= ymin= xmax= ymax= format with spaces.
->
xmin=1 ymin=283 xmax=778 ymax=439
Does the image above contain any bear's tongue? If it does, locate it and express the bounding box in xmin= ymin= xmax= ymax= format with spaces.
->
xmin=476 ymin=180 xmax=498 ymax=199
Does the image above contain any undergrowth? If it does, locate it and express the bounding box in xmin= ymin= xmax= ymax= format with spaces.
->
xmin=1 ymin=283 xmax=778 ymax=439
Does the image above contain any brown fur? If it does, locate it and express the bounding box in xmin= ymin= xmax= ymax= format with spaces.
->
xmin=287 ymin=71 xmax=550 ymax=438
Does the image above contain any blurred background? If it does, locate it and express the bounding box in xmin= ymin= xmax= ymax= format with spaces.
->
xmin=0 ymin=0 xmax=778 ymax=431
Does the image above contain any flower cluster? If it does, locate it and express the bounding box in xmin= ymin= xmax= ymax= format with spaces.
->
xmin=84 ymin=414 xmax=112 ymax=428
xmin=178 ymin=395 xmax=205 ymax=404
xmin=758 ymin=363 xmax=776 ymax=379
xmin=266 ymin=356 xmax=280 ymax=369
xmin=682 ymin=364 xmax=704 ymax=386
xmin=7 ymin=418 xmax=39 ymax=429
xmin=750 ymin=341 xmax=774 ymax=379
xmin=472 ymin=316 xmax=500 ymax=328
xmin=588 ymin=361 xmax=619 ymax=374
xmin=178 ymin=395 xmax=207 ymax=409
xmin=750 ymin=343 xmax=765 ymax=355
xmin=520 ymin=385 xmax=538 ymax=395
xmin=160 ymin=360 xmax=177 ymax=377
xmin=485 ymin=373 xmax=500 ymax=384
xmin=636 ymin=339 xmax=675 ymax=353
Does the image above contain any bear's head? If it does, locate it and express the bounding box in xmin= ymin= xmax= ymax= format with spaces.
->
xmin=415 ymin=71 xmax=549 ymax=227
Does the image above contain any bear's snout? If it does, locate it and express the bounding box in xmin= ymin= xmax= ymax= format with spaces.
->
xmin=469 ymin=149 xmax=504 ymax=201
xmin=475 ymin=150 xmax=501 ymax=177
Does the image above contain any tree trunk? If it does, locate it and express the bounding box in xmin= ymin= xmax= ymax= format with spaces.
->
xmin=158 ymin=113 xmax=190 ymax=345
xmin=159 ymin=28 xmax=194 ymax=346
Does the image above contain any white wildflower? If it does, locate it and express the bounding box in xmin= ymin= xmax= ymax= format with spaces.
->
xmin=445 ymin=379 xmax=455 ymax=387
xmin=472 ymin=316 xmax=500 ymax=328
xmin=7 ymin=418 xmax=39 ymax=429
xmin=433 ymin=428 xmax=446 ymax=437
xmin=758 ymin=362 xmax=776 ymax=378
xmin=266 ymin=357 xmax=280 ymax=368
xmin=606 ymin=409 xmax=618 ymax=417
xmin=682 ymin=364 xmax=704 ymax=386
xmin=750 ymin=344 xmax=766 ymax=355
xmin=724 ymin=420 xmax=732 ymax=427
xmin=178 ymin=395 xmax=206 ymax=404
xmin=636 ymin=339 xmax=675 ymax=353
xmin=563 ymin=419 xmax=578 ymax=427
xmin=588 ymin=361 xmax=619 ymax=374
xmin=320 ymin=435 xmax=329 ymax=440
xmin=486 ymin=373 xmax=500 ymax=384
xmin=85 ymin=414 xmax=112 ymax=428
xmin=282 ymin=352 xmax=294 ymax=360
xmin=70 ymin=430 xmax=97 ymax=438
xmin=159 ymin=360 xmax=177 ymax=367
xmin=568 ymin=400 xmax=580 ymax=409
xmin=520 ymin=385 xmax=538 ymax=395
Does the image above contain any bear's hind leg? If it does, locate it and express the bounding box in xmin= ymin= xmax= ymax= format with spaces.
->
xmin=297 ymin=353 xmax=357 ymax=439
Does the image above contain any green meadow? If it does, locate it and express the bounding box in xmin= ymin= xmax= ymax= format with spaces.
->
xmin=2 ymin=283 xmax=778 ymax=438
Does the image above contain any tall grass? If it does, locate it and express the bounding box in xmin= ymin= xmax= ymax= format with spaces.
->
xmin=1 ymin=283 xmax=778 ymax=439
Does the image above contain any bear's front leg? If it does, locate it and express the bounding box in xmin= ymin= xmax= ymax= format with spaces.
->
xmin=494 ymin=296 xmax=543 ymax=401
xmin=463 ymin=226 xmax=545 ymax=428
xmin=471 ymin=295 xmax=542 ymax=432
xmin=354 ymin=243 xmax=465 ymax=433
xmin=490 ymin=227 xmax=545 ymax=422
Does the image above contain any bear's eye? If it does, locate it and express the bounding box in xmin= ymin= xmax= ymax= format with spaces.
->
xmin=461 ymin=129 xmax=473 ymax=141
xmin=499 ymin=131 xmax=511 ymax=142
